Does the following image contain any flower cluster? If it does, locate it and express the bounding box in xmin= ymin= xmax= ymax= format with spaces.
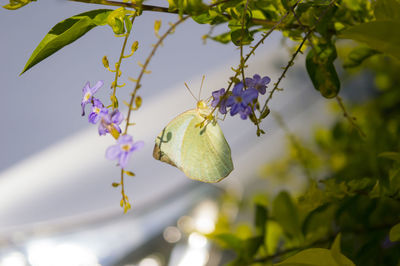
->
xmin=211 ymin=74 xmax=271 ymax=120
xmin=81 ymin=81 xmax=143 ymax=169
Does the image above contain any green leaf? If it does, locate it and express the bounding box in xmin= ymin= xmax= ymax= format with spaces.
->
xmin=339 ymin=20 xmax=400 ymax=60
xmin=3 ymin=0 xmax=35 ymax=10
xmin=21 ymin=9 xmax=113 ymax=75
xmin=343 ymin=46 xmax=380 ymax=68
xmin=230 ymin=28 xmax=254 ymax=46
xmin=274 ymin=235 xmax=355 ymax=266
xmin=254 ymin=204 xmax=268 ymax=236
xmin=210 ymin=32 xmax=231 ymax=44
xmin=331 ymin=234 xmax=354 ymax=266
xmin=389 ymin=222 xmax=400 ymax=242
xmin=228 ymin=236 xmax=264 ymax=266
xmin=374 ymin=0 xmax=400 ymax=21
xmin=306 ymin=42 xmax=341 ymax=98
xmin=378 ymin=152 xmax=400 ymax=162
xmin=274 ymin=249 xmax=344 ymax=266
xmin=212 ymin=233 xmax=242 ymax=252
xmin=273 ymin=191 xmax=302 ymax=239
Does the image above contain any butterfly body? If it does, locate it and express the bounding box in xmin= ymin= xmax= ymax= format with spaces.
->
xmin=153 ymin=101 xmax=233 ymax=183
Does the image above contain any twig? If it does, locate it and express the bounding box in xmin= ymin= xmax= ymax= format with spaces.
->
xmin=111 ymin=14 xmax=136 ymax=110
xmin=335 ymin=96 xmax=366 ymax=138
xmin=68 ymin=0 xmax=302 ymax=29
xmin=260 ymin=30 xmax=310 ymax=114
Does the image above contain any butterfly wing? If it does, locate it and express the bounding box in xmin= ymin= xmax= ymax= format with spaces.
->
xmin=180 ymin=114 xmax=233 ymax=182
xmin=153 ymin=109 xmax=233 ymax=183
xmin=153 ymin=110 xmax=197 ymax=168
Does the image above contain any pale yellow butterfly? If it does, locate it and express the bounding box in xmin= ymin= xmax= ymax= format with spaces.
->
xmin=153 ymin=78 xmax=233 ymax=183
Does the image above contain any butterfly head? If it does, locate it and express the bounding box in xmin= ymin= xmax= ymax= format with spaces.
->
xmin=197 ymin=100 xmax=211 ymax=117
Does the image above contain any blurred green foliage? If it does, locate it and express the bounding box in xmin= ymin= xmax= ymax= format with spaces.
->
xmin=210 ymin=47 xmax=400 ymax=265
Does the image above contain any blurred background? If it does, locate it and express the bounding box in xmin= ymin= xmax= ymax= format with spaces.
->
xmin=0 ymin=0 xmax=339 ymax=265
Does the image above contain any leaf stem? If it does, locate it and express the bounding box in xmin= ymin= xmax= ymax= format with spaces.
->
xmin=111 ymin=14 xmax=136 ymax=109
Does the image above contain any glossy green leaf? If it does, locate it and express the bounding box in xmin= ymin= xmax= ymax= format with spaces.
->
xmin=273 ymin=191 xmax=302 ymax=239
xmin=21 ymin=9 xmax=112 ymax=75
xmin=339 ymin=20 xmax=400 ymax=60
xmin=389 ymin=222 xmax=400 ymax=242
xmin=343 ymin=46 xmax=379 ymax=68
xmin=374 ymin=0 xmax=400 ymax=21
xmin=306 ymin=43 xmax=340 ymax=98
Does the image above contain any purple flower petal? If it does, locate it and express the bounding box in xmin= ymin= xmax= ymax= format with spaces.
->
xmin=242 ymin=88 xmax=258 ymax=104
xmin=82 ymin=82 xmax=90 ymax=93
xmin=226 ymin=96 xmax=236 ymax=107
xmin=131 ymin=140 xmax=144 ymax=152
xmin=219 ymin=103 xmax=227 ymax=114
xmin=88 ymin=112 xmax=99 ymax=124
xmin=261 ymin=76 xmax=271 ymax=84
xmin=98 ymin=123 xmax=108 ymax=136
xmin=91 ymin=80 xmax=104 ymax=94
xmin=81 ymin=103 xmax=86 ymax=116
xmin=111 ymin=110 xmax=124 ymax=124
xmin=239 ymin=106 xmax=252 ymax=120
xmin=106 ymin=145 xmax=121 ymax=160
xmin=253 ymin=74 xmax=261 ymax=82
xmin=118 ymin=134 xmax=132 ymax=144
xmin=119 ymin=151 xmax=131 ymax=169
xmin=244 ymin=77 xmax=254 ymax=88
xmin=211 ymin=88 xmax=225 ymax=108
xmin=230 ymin=103 xmax=241 ymax=116
xmin=92 ymin=98 xmax=103 ymax=108
xmin=232 ymin=82 xmax=244 ymax=96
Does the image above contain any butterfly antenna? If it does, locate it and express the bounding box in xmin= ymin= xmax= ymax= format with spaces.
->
xmin=199 ymin=75 xmax=205 ymax=100
xmin=184 ymin=82 xmax=199 ymax=102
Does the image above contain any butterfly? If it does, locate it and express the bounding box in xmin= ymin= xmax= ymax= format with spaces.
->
xmin=153 ymin=79 xmax=233 ymax=183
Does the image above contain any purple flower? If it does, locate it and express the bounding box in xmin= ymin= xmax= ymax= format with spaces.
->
xmin=88 ymin=99 xmax=108 ymax=124
xmin=211 ymin=88 xmax=228 ymax=114
xmin=106 ymin=134 xmax=144 ymax=169
xmin=99 ymin=109 xmax=124 ymax=136
xmin=81 ymin=81 xmax=104 ymax=116
xmin=226 ymin=82 xmax=258 ymax=116
xmin=245 ymin=74 xmax=270 ymax=95
xmin=239 ymin=105 xmax=252 ymax=120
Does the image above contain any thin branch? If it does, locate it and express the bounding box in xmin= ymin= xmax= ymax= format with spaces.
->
xmin=260 ymin=30 xmax=310 ymax=114
xmin=239 ymin=0 xmax=250 ymax=85
xmin=69 ymin=0 xmax=173 ymax=13
xmin=335 ymin=96 xmax=366 ymax=138
xmin=260 ymin=0 xmax=337 ymax=115
xmin=123 ymin=16 xmax=189 ymax=135
xmin=68 ymin=0 xmax=303 ymax=29
xmin=111 ymin=14 xmax=136 ymax=110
